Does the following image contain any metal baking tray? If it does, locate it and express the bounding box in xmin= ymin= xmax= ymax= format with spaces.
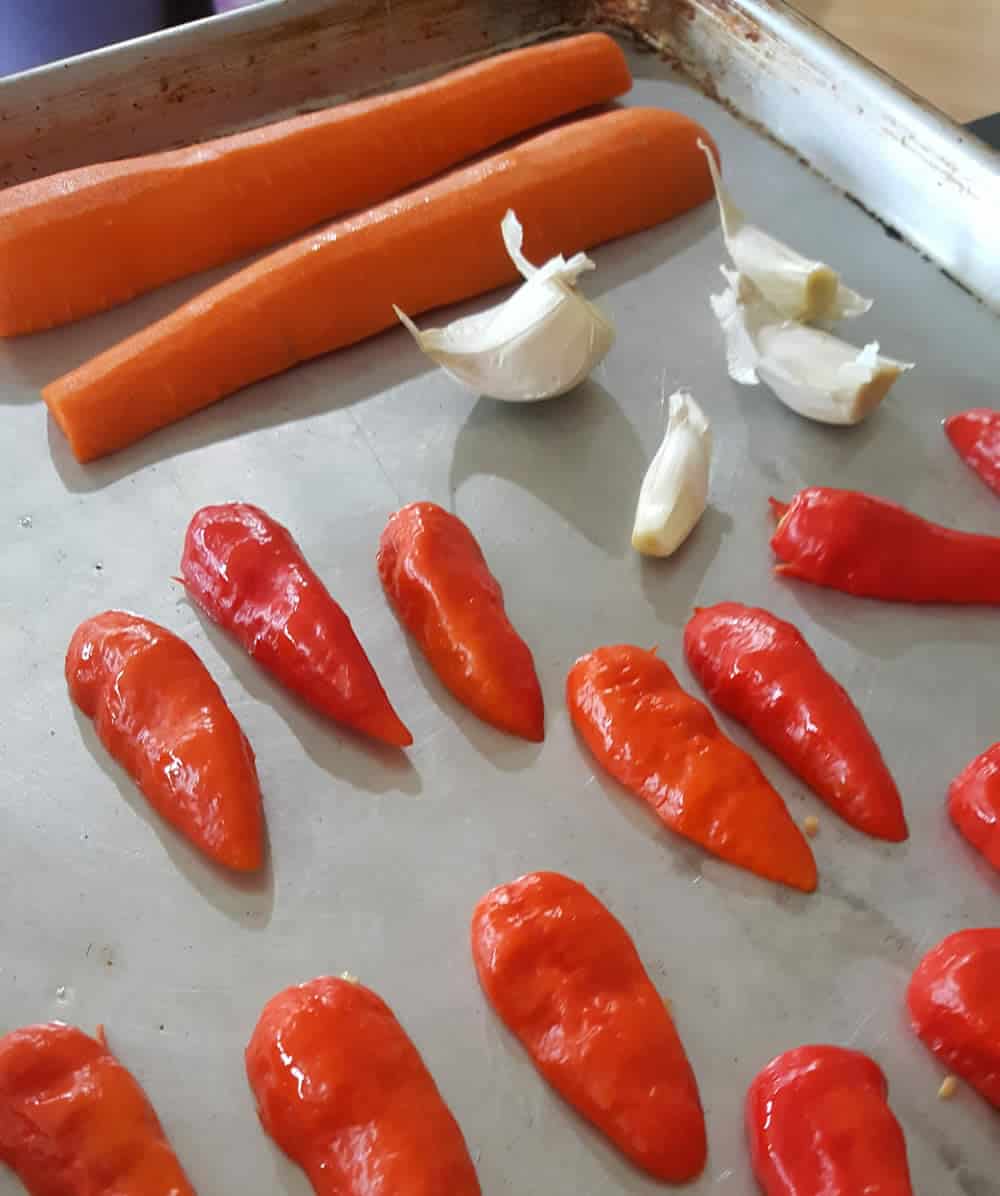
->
xmin=2 ymin=2 xmax=998 ymax=1193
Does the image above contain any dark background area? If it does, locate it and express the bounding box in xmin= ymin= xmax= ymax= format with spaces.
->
xmin=167 ymin=0 xmax=214 ymax=23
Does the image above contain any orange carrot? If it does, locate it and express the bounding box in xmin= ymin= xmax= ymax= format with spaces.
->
xmin=0 ymin=34 xmax=630 ymax=337
xmin=44 ymin=107 xmax=717 ymax=462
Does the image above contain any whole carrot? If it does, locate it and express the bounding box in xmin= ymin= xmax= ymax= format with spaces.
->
xmin=67 ymin=609 xmax=265 ymax=872
xmin=246 ymin=976 xmax=481 ymax=1196
xmin=472 ymin=871 xmax=707 ymax=1182
xmin=949 ymin=743 xmax=1000 ymax=870
xmin=770 ymin=487 xmax=1000 ymax=604
xmin=684 ymin=602 xmax=907 ymax=840
xmin=44 ymin=106 xmax=717 ymax=462
xmin=567 ymin=645 xmax=817 ymax=891
xmin=0 ymin=34 xmax=630 ymax=336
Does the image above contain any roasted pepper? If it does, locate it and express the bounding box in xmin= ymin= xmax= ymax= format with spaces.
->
xmin=181 ymin=503 xmax=411 ymax=747
xmin=770 ymin=487 xmax=1000 ymax=604
xmin=907 ymin=928 xmax=1000 ymax=1110
xmin=567 ymin=645 xmax=816 ymax=891
xmin=67 ymin=610 xmax=264 ymax=871
xmin=945 ymin=408 xmax=1000 ymax=496
xmin=378 ymin=502 xmax=544 ymax=741
xmin=471 ymin=871 xmax=707 ymax=1182
xmin=0 ymin=1022 xmax=196 ymax=1196
xmin=949 ymin=743 xmax=1000 ymax=870
xmin=684 ymin=602 xmax=907 ymax=841
xmin=746 ymin=1045 xmax=913 ymax=1196
xmin=246 ymin=976 xmax=481 ymax=1196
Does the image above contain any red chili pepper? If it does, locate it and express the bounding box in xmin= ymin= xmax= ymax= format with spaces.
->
xmin=945 ymin=408 xmax=1000 ymax=496
xmin=746 ymin=1044 xmax=913 ymax=1196
xmin=948 ymin=743 xmax=1000 ymax=870
xmin=181 ymin=503 xmax=411 ymax=747
xmin=684 ymin=602 xmax=907 ymax=841
xmin=377 ymin=502 xmax=544 ymax=741
xmin=67 ymin=609 xmax=264 ymax=872
xmin=0 ymin=1022 xmax=196 ymax=1196
xmin=907 ymin=928 xmax=1000 ymax=1110
xmin=471 ymin=871 xmax=707 ymax=1182
xmin=769 ymin=486 xmax=1000 ymax=604
xmin=567 ymin=645 xmax=817 ymax=891
xmin=245 ymin=976 xmax=481 ymax=1196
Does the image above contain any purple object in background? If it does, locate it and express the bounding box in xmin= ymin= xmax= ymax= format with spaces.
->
xmin=213 ymin=0 xmax=259 ymax=9
xmin=1 ymin=0 xmax=165 ymax=76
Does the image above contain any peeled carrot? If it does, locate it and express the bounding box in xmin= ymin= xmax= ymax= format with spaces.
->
xmin=1 ymin=34 xmax=630 ymax=337
xmin=44 ymin=107 xmax=717 ymax=462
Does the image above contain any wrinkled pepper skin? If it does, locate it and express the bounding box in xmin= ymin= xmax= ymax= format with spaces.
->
xmin=746 ymin=1045 xmax=913 ymax=1196
xmin=945 ymin=408 xmax=1000 ymax=497
xmin=246 ymin=976 xmax=481 ymax=1196
xmin=567 ymin=646 xmax=817 ymax=891
xmin=0 ymin=1023 xmax=196 ymax=1196
xmin=907 ymin=929 xmax=1000 ymax=1110
xmin=948 ymin=743 xmax=1000 ymax=870
xmin=684 ymin=602 xmax=907 ymax=841
xmin=67 ymin=610 xmax=264 ymax=872
xmin=471 ymin=871 xmax=707 ymax=1182
xmin=378 ymin=502 xmax=544 ymax=741
xmin=181 ymin=503 xmax=411 ymax=747
xmin=770 ymin=487 xmax=1000 ymax=604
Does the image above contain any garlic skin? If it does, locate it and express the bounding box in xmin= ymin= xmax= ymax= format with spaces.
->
xmin=632 ymin=390 xmax=712 ymax=557
xmin=393 ymin=210 xmax=614 ymax=402
xmin=710 ymin=268 xmax=912 ymax=425
xmin=698 ymin=140 xmax=872 ymax=324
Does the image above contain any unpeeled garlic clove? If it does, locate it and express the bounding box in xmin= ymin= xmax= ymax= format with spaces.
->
xmin=698 ymin=141 xmax=872 ymax=323
xmin=632 ymin=390 xmax=712 ymax=557
xmin=710 ymin=268 xmax=912 ymax=425
xmin=393 ymin=210 xmax=615 ymax=402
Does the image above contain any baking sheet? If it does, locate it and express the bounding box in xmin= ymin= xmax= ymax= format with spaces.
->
xmin=3 ymin=33 xmax=999 ymax=1196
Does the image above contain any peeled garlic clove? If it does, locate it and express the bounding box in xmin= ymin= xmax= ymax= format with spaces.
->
xmin=710 ymin=269 xmax=913 ymax=425
xmin=632 ymin=390 xmax=712 ymax=557
xmin=394 ymin=210 xmax=615 ymax=402
xmin=698 ymin=141 xmax=872 ymax=323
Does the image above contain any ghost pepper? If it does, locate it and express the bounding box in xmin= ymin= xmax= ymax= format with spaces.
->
xmin=948 ymin=743 xmax=1000 ymax=870
xmin=945 ymin=408 xmax=1000 ymax=496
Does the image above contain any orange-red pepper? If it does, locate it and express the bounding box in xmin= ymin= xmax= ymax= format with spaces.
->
xmin=181 ymin=502 xmax=411 ymax=747
xmin=377 ymin=502 xmax=544 ymax=741
xmin=471 ymin=871 xmax=707 ymax=1182
xmin=948 ymin=743 xmax=1000 ymax=870
xmin=67 ymin=609 xmax=264 ymax=872
xmin=0 ymin=1022 xmax=196 ymax=1196
xmin=907 ymin=928 xmax=1000 ymax=1110
xmin=769 ymin=487 xmax=1000 ymax=604
xmin=746 ymin=1045 xmax=913 ymax=1196
xmin=567 ymin=645 xmax=817 ymax=891
xmin=945 ymin=408 xmax=1000 ymax=497
xmin=684 ymin=602 xmax=907 ymax=841
xmin=245 ymin=976 xmax=481 ymax=1196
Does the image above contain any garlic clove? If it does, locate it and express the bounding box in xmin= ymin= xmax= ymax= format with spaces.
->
xmin=632 ymin=390 xmax=712 ymax=557
xmin=698 ymin=141 xmax=872 ymax=323
xmin=394 ymin=210 xmax=615 ymax=402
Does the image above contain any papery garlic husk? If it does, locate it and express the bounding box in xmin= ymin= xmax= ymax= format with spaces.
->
xmin=710 ymin=268 xmax=912 ymax=425
xmin=393 ymin=210 xmax=615 ymax=401
xmin=632 ymin=390 xmax=712 ymax=557
xmin=698 ymin=140 xmax=872 ymax=324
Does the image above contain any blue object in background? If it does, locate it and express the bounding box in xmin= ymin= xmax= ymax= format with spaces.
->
xmin=1 ymin=1 xmax=166 ymax=77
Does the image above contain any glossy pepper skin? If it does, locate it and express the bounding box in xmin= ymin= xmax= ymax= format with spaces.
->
xmin=245 ymin=976 xmax=481 ymax=1196
xmin=471 ymin=871 xmax=707 ymax=1182
xmin=769 ymin=487 xmax=1000 ymax=604
xmin=567 ymin=645 xmax=817 ymax=891
xmin=684 ymin=602 xmax=907 ymax=841
xmin=67 ymin=610 xmax=264 ymax=871
xmin=377 ymin=502 xmax=544 ymax=741
xmin=0 ymin=1022 xmax=196 ymax=1196
xmin=181 ymin=503 xmax=411 ymax=747
xmin=945 ymin=408 xmax=1000 ymax=496
xmin=746 ymin=1045 xmax=913 ymax=1196
xmin=948 ymin=743 xmax=1000 ymax=870
xmin=907 ymin=928 xmax=1000 ymax=1109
